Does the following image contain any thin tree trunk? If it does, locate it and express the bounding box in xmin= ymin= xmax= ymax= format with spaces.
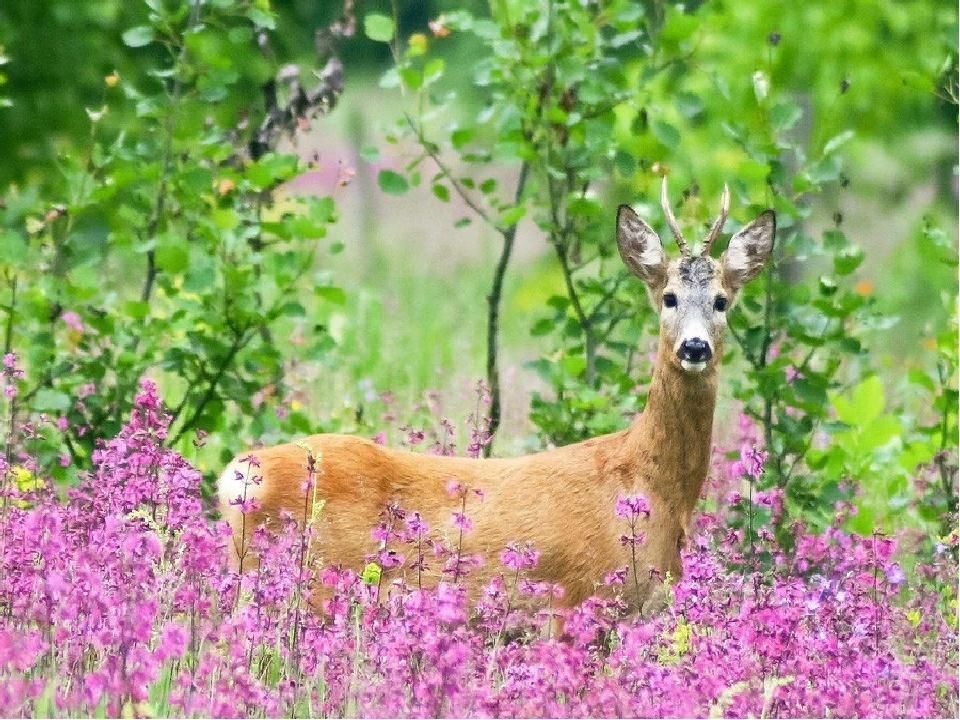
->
xmin=484 ymin=162 xmax=529 ymax=456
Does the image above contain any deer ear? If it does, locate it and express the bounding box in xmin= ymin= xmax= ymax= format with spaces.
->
xmin=617 ymin=205 xmax=667 ymax=292
xmin=721 ymin=210 xmax=776 ymax=292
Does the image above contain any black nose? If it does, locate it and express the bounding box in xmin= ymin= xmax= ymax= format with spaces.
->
xmin=678 ymin=338 xmax=712 ymax=363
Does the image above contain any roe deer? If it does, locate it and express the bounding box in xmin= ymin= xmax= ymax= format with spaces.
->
xmin=218 ymin=178 xmax=775 ymax=614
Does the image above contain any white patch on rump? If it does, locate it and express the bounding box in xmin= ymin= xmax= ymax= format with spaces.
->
xmin=217 ymin=459 xmax=266 ymax=511
xmin=217 ymin=459 xmax=269 ymax=572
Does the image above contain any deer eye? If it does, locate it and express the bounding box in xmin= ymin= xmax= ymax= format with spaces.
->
xmin=663 ymin=292 xmax=678 ymax=308
xmin=713 ymin=295 xmax=728 ymax=312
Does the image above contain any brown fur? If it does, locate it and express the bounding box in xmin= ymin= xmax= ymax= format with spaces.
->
xmin=218 ymin=189 xmax=775 ymax=615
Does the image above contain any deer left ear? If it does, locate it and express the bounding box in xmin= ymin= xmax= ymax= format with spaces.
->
xmin=617 ymin=205 xmax=667 ymax=293
xmin=721 ymin=210 xmax=776 ymax=292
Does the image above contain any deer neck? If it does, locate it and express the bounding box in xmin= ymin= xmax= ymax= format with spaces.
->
xmin=622 ymin=338 xmax=718 ymax=516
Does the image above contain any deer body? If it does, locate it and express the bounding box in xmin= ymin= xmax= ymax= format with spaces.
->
xmin=219 ymin=179 xmax=774 ymax=613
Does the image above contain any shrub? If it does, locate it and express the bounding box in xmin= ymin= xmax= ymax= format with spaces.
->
xmin=0 ymin=370 xmax=956 ymax=718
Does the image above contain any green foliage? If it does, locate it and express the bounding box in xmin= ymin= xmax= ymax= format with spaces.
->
xmin=367 ymin=0 xmax=957 ymax=529
xmin=0 ymin=0 xmax=955 ymax=537
xmin=807 ymin=376 xmax=934 ymax=534
xmin=0 ymin=0 xmax=343 ymax=486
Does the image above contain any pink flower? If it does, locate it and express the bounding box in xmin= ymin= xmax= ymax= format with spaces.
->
xmin=229 ymin=496 xmax=261 ymax=513
xmin=500 ymin=541 xmax=540 ymax=572
xmin=742 ymin=446 xmax=768 ymax=480
xmin=158 ymin=622 xmax=188 ymax=659
xmin=615 ymin=494 xmax=651 ymax=520
xmin=406 ymin=511 xmax=429 ymax=536
xmin=451 ymin=511 xmax=472 ymax=533
xmin=604 ymin=566 xmax=628 ymax=586
xmin=61 ymin=311 xmax=84 ymax=333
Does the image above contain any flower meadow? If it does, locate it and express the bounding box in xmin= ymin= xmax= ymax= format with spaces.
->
xmin=0 ymin=365 xmax=957 ymax=718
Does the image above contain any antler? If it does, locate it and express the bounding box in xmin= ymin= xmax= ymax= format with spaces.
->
xmin=701 ymin=183 xmax=730 ymax=257
xmin=660 ymin=177 xmax=690 ymax=257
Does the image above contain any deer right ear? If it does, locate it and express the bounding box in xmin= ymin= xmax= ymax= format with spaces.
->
xmin=721 ymin=210 xmax=776 ymax=293
xmin=617 ymin=205 xmax=667 ymax=293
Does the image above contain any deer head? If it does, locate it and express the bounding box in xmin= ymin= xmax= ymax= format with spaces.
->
xmin=616 ymin=178 xmax=776 ymax=375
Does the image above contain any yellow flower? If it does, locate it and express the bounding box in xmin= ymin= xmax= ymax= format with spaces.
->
xmin=13 ymin=465 xmax=41 ymax=493
xmin=408 ymin=33 xmax=428 ymax=56
xmin=105 ymin=71 xmax=120 ymax=88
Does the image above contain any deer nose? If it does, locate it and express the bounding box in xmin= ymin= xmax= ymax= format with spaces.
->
xmin=678 ymin=338 xmax=712 ymax=363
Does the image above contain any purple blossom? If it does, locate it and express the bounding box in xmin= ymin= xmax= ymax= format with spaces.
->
xmin=451 ymin=511 xmax=472 ymax=533
xmin=61 ymin=311 xmax=84 ymax=333
xmin=615 ymin=494 xmax=651 ymax=520
xmin=0 ymin=365 xmax=954 ymax=719
xmin=500 ymin=541 xmax=541 ymax=572
xmin=406 ymin=511 xmax=429 ymax=537
xmin=885 ymin=563 xmax=906 ymax=586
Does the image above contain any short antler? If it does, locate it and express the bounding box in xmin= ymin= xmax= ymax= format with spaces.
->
xmin=660 ymin=177 xmax=690 ymax=257
xmin=701 ymin=183 xmax=730 ymax=257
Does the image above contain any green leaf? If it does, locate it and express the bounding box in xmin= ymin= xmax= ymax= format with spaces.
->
xmin=0 ymin=230 xmax=27 ymax=265
xmin=279 ymin=302 xmax=306 ymax=317
xmin=770 ymin=101 xmax=802 ymax=131
xmin=848 ymin=502 xmax=875 ymax=536
xmin=451 ymin=127 xmax=475 ymax=149
xmin=432 ymin=183 xmax=450 ymax=202
xmin=34 ymin=388 xmax=70 ymax=412
xmin=246 ymin=7 xmax=276 ymax=29
xmin=364 ymin=14 xmax=395 ymax=42
xmin=122 ymin=26 xmax=155 ymax=48
xmin=530 ymin=318 xmax=555 ymax=336
xmin=361 ymin=562 xmax=382 ymax=585
xmin=822 ymin=130 xmax=855 ymax=157
xmin=378 ymin=169 xmax=408 ymax=195
xmin=651 ymin=120 xmax=680 ymax=149
xmin=832 ymin=376 xmax=884 ymax=425
xmin=907 ymin=368 xmax=935 ymax=392
xmin=833 ymin=246 xmax=864 ymax=275
xmin=498 ymin=205 xmax=526 ymax=227
xmin=674 ymin=92 xmax=704 ymax=120
xmin=123 ymin=301 xmax=150 ymax=321
xmin=211 ymin=208 xmax=240 ymax=230
xmin=859 ymin=415 xmax=901 ymax=451
xmin=155 ymin=243 xmax=188 ymax=274
xmin=423 ymin=58 xmax=445 ymax=83
xmin=315 ymin=286 xmax=346 ymax=305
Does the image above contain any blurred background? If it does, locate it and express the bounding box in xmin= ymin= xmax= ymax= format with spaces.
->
xmin=0 ymin=0 xmax=956 ymax=534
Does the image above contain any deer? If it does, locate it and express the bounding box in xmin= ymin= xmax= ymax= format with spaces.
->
xmin=217 ymin=178 xmax=775 ymax=616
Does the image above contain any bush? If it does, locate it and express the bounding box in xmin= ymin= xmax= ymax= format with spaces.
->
xmin=0 ymin=0 xmax=347 ymax=490
xmin=0 ymin=369 xmax=956 ymax=717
